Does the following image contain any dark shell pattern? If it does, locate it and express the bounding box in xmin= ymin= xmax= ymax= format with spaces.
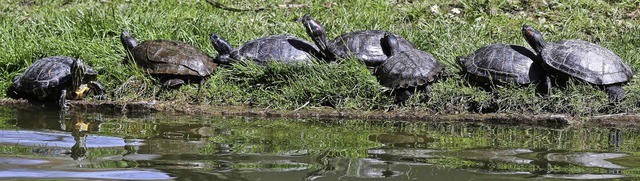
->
xmin=542 ymin=40 xmax=633 ymax=85
xmin=11 ymin=56 xmax=97 ymax=99
xmin=332 ymin=30 xmax=415 ymax=66
xmin=459 ymin=44 xmax=544 ymax=84
xmin=238 ymin=35 xmax=321 ymax=64
xmin=375 ymin=49 xmax=445 ymax=89
xmin=131 ymin=40 xmax=216 ymax=77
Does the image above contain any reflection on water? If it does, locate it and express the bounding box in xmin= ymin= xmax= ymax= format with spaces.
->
xmin=70 ymin=114 xmax=88 ymax=160
xmin=0 ymin=130 xmax=124 ymax=148
xmin=0 ymin=107 xmax=639 ymax=180
xmin=0 ymin=169 xmax=173 ymax=180
xmin=543 ymin=152 xmax=626 ymax=169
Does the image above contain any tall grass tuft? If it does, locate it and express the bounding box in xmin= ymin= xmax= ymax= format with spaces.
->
xmin=208 ymin=60 xmax=389 ymax=110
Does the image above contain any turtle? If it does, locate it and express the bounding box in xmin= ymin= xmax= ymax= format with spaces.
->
xmin=522 ymin=25 xmax=633 ymax=102
xmin=120 ymin=31 xmax=218 ymax=92
xmin=31 ymin=130 xmax=87 ymax=161
xmin=210 ymin=33 xmax=322 ymax=66
xmin=457 ymin=44 xmax=547 ymax=94
xmin=6 ymin=56 xmax=106 ymax=109
xmin=32 ymin=147 xmax=72 ymax=157
xmin=374 ymin=32 xmax=445 ymax=103
xmin=302 ymin=14 xmax=416 ymax=67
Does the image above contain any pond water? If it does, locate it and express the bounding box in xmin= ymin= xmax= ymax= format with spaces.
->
xmin=0 ymin=107 xmax=639 ymax=180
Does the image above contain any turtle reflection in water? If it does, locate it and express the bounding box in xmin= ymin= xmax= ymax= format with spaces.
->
xmin=532 ymin=152 xmax=627 ymax=170
xmin=369 ymin=133 xmax=435 ymax=147
xmin=70 ymin=115 xmax=89 ymax=161
xmin=31 ymin=114 xmax=90 ymax=161
xmin=6 ymin=56 xmax=106 ymax=109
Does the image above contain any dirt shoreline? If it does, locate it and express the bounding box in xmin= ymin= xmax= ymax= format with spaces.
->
xmin=1 ymin=99 xmax=639 ymax=128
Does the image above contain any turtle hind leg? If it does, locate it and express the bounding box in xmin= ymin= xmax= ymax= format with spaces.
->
xmin=155 ymin=79 xmax=185 ymax=98
xmin=162 ymin=79 xmax=185 ymax=89
xmin=604 ymin=85 xmax=625 ymax=103
xmin=196 ymin=78 xmax=207 ymax=99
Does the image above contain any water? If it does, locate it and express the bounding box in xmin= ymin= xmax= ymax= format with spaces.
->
xmin=0 ymin=107 xmax=639 ymax=180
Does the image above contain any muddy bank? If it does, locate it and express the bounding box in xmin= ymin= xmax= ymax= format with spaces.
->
xmin=1 ymin=99 xmax=639 ymax=128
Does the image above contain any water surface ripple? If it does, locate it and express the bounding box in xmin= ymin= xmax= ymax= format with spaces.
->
xmin=0 ymin=107 xmax=638 ymax=180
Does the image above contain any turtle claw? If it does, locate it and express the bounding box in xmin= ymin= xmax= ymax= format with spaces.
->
xmin=61 ymin=102 xmax=71 ymax=111
xmin=93 ymin=94 xmax=106 ymax=100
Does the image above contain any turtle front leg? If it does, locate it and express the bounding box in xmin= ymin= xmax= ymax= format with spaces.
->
xmin=394 ymin=88 xmax=412 ymax=104
xmin=59 ymin=89 xmax=69 ymax=110
xmin=540 ymin=75 xmax=551 ymax=97
xmin=535 ymin=62 xmax=551 ymax=97
xmin=155 ymin=79 xmax=185 ymax=98
xmin=535 ymin=76 xmax=551 ymax=97
xmin=6 ymin=85 xmax=21 ymax=99
xmin=196 ymin=78 xmax=206 ymax=98
xmin=604 ymin=85 xmax=625 ymax=103
xmin=87 ymin=81 xmax=106 ymax=100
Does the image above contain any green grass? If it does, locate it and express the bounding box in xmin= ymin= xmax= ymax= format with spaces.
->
xmin=0 ymin=0 xmax=638 ymax=116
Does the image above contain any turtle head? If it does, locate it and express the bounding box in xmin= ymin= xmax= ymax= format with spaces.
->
xmin=120 ymin=31 xmax=138 ymax=64
xmin=455 ymin=56 xmax=465 ymax=63
xmin=210 ymin=33 xmax=238 ymax=65
xmin=120 ymin=31 xmax=138 ymax=52
xmin=301 ymin=14 xmax=334 ymax=61
xmin=522 ymin=25 xmax=545 ymax=54
xmin=381 ymin=32 xmax=399 ymax=57
xmin=455 ymin=56 xmax=467 ymax=72
xmin=69 ymin=59 xmax=104 ymax=100
xmin=70 ymin=58 xmax=87 ymax=91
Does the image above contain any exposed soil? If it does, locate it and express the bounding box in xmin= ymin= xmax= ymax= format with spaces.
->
xmin=1 ymin=99 xmax=639 ymax=128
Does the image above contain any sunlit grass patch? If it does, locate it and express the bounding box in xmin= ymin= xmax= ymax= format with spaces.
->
xmin=207 ymin=60 xmax=388 ymax=110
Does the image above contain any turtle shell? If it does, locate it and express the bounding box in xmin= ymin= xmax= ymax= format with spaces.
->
xmin=332 ymin=30 xmax=415 ymax=66
xmin=541 ymin=40 xmax=632 ymax=85
xmin=238 ymin=35 xmax=321 ymax=65
xmin=374 ymin=49 xmax=444 ymax=89
xmin=9 ymin=56 xmax=98 ymax=100
xmin=458 ymin=44 xmax=545 ymax=84
xmin=130 ymin=40 xmax=216 ymax=78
